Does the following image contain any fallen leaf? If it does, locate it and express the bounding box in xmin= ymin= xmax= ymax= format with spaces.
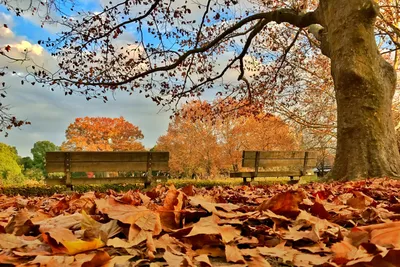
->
xmin=5 ymin=210 xmax=34 ymax=235
xmin=347 ymin=191 xmax=375 ymax=209
xmin=158 ymin=185 xmax=186 ymax=230
xmin=102 ymin=256 xmax=134 ymax=267
xmin=331 ymin=240 xmax=358 ymax=264
xmin=0 ymin=233 xmax=25 ymax=249
xmin=163 ymin=250 xmax=192 ymax=266
xmin=81 ymin=251 xmax=111 ymax=267
xmin=225 ymin=244 xmax=245 ymax=263
xmin=194 ymin=254 xmax=212 ymax=267
xmin=246 ymin=254 xmax=271 ymax=267
xmin=29 ymin=255 xmax=75 ymax=265
xmin=257 ymin=190 xmax=306 ymax=218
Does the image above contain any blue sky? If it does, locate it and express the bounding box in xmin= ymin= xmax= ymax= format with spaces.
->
xmin=0 ymin=0 xmax=173 ymax=157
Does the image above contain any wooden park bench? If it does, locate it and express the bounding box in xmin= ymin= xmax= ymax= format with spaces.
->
xmin=230 ymin=151 xmax=317 ymax=183
xmin=45 ymin=151 xmax=169 ymax=188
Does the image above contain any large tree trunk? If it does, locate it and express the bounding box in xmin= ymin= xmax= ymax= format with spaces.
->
xmin=318 ymin=0 xmax=400 ymax=180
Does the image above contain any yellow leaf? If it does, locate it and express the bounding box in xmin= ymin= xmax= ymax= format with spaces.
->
xmin=62 ymin=238 xmax=104 ymax=255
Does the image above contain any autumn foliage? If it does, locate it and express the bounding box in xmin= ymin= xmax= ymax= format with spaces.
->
xmin=2 ymin=178 xmax=400 ymax=266
xmin=156 ymin=101 xmax=299 ymax=177
xmin=61 ymin=117 xmax=145 ymax=151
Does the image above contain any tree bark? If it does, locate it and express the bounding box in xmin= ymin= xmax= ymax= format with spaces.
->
xmin=318 ymin=0 xmax=400 ymax=180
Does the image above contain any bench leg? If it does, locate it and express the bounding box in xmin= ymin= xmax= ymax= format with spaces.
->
xmin=65 ymin=172 xmax=73 ymax=191
xmin=251 ymin=177 xmax=255 ymax=182
xmin=242 ymin=177 xmax=247 ymax=184
xmin=289 ymin=176 xmax=294 ymax=180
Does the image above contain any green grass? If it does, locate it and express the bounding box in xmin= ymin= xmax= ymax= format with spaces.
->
xmin=167 ymin=175 xmax=318 ymax=188
xmin=0 ymin=175 xmax=319 ymax=196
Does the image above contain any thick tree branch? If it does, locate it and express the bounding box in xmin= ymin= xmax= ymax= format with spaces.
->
xmin=53 ymin=8 xmax=318 ymax=87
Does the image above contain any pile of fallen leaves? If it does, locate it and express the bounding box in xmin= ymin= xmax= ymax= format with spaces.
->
xmin=2 ymin=178 xmax=400 ymax=266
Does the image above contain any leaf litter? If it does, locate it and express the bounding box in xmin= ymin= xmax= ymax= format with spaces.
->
xmin=2 ymin=179 xmax=400 ymax=266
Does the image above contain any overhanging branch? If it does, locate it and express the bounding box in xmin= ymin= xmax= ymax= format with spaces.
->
xmin=53 ymin=8 xmax=318 ymax=87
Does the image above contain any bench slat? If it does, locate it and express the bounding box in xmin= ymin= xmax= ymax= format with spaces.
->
xmin=46 ymin=151 xmax=169 ymax=162
xmin=243 ymin=151 xmax=317 ymax=160
xmin=230 ymin=171 xmax=303 ymax=178
xmin=242 ymin=158 xmax=317 ymax=168
xmin=46 ymin=161 xmax=169 ymax=172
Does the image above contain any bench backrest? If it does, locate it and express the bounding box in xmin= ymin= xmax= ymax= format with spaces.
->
xmin=242 ymin=151 xmax=317 ymax=175
xmin=46 ymin=151 xmax=169 ymax=173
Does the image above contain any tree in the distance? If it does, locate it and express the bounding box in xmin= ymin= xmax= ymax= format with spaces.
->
xmin=61 ymin=116 xmax=145 ymax=151
xmin=20 ymin=156 xmax=34 ymax=170
xmin=31 ymin=141 xmax=59 ymax=175
xmin=157 ymin=101 xmax=221 ymax=178
xmin=156 ymin=100 xmax=299 ymax=177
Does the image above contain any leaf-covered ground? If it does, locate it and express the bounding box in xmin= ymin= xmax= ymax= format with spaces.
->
xmin=1 ymin=178 xmax=400 ymax=266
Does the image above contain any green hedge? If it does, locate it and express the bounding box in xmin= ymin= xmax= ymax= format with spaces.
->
xmin=0 ymin=184 xmax=141 ymax=196
xmin=0 ymin=176 xmax=318 ymax=196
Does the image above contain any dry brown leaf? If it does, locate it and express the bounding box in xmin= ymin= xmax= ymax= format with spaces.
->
xmin=331 ymin=240 xmax=358 ymax=264
xmin=154 ymin=234 xmax=191 ymax=255
xmin=358 ymin=221 xmax=400 ymax=233
xmin=30 ymin=255 xmax=75 ymax=266
xmin=5 ymin=210 xmax=34 ymax=236
xmin=158 ymin=186 xmax=186 ymax=231
xmin=293 ymin=253 xmax=332 ymax=267
xmin=298 ymin=242 xmax=331 ymax=254
xmin=347 ymin=191 xmax=375 ymax=210
xmin=219 ymin=225 xmax=241 ymax=243
xmin=371 ymin=225 xmax=400 ymax=248
xmin=184 ymin=214 xmax=240 ymax=244
xmin=182 ymin=184 xmax=195 ymax=196
xmin=36 ymin=213 xmax=84 ymax=232
xmin=257 ymin=190 xmax=306 ymax=218
xmin=81 ymin=250 xmax=111 ymax=267
xmin=195 ymin=246 xmax=226 ymax=257
xmin=194 ymin=254 xmax=212 ymax=267
xmin=310 ymin=201 xmax=331 ymax=219
xmin=246 ymin=254 xmax=271 ymax=267
xmin=163 ymin=250 xmax=193 ymax=266
xmin=0 ymin=233 xmax=26 ymax=249
xmin=95 ymin=198 xmax=149 ymax=224
xmin=107 ymin=237 xmax=136 ymax=248
xmin=283 ymin=224 xmax=320 ymax=242
xmin=225 ymin=244 xmax=245 ymax=264
xmin=102 ymin=256 xmax=134 ymax=267
xmin=189 ymin=196 xmax=240 ymax=213
xmin=257 ymin=243 xmax=297 ymax=264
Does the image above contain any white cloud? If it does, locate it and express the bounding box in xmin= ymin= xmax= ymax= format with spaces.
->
xmin=13 ymin=40 xmax=43 ymax=55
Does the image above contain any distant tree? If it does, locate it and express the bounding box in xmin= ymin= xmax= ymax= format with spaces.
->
xmin=217 ymin=113 xmax=299 ymax=172
xmin=61 ymin=116 xmax=145 ymax=151
xmin=20 ymin=156 xmax=34 ymax=170
xmin=0 ymin=142 xmax=22 ymax=180
xmin=156 ymin=100 xmax=298 ymax=177
xmin=31 ymin=141 xmax=59 ymax=174
xmin=156 ymin=101 xmax=221 ymax=178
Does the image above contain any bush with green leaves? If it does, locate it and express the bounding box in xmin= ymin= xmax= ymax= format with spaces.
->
xmin=0 ymin=143 xmax=23 ymax=184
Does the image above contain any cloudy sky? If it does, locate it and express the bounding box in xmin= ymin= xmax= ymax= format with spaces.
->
xmin=0 ymin=1 xmax=176 ymax=157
